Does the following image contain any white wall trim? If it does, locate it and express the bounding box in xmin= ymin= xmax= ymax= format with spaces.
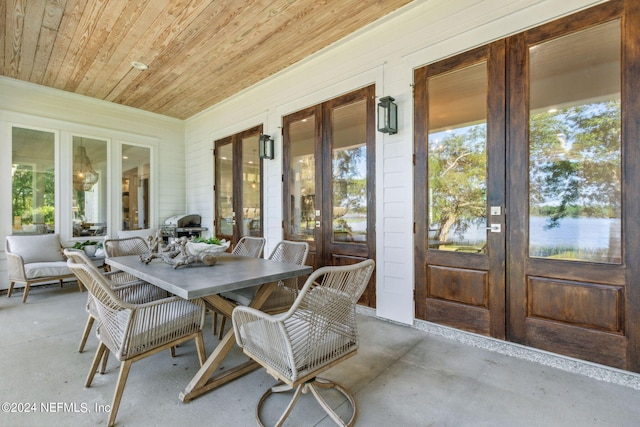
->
xmin=0 ymin=76 xmax=183 ymax=126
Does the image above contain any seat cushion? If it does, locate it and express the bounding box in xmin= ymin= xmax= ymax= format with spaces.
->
xmin=24 ymin=261 xmax=72 ymax=279
xmin=221 ymin=287 xmax=257 ymax=306
xmin=7 ymin=234 xmax=65 ymax=264
xmin=224 ymin=284 xmax=297 ymax=311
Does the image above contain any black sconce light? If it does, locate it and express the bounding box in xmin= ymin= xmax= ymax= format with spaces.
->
xmin=377 ymin=96 xmax=398 ymax=135
xmin=259 ymin=134 xmax=274 ymax=159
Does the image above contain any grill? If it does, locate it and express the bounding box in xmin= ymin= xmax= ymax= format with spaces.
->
xmin=161 ymin=214 xmax=207 ymax=242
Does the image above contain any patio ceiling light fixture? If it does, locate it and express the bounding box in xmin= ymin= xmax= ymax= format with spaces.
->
xmin=259 ymin=134 xmax=274 ymax=160
xmin=131 ymin=61 xmax=149 ymax=70
xmin=378 ymin=96 xmax=398 ymax=135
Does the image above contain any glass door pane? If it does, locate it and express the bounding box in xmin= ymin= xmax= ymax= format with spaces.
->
xmin=216 ymin=142 xmax=234 ymax=238
xmin=72 ymin=136 xmax=107 ymax=237
xmin=121 ymin=144 xmax=151 ymax=231
xmin=528 ymin=20 xmax=621 ymax=263
xmin=11 ymin=127 xmax=56 ymax=234
xmin=427 ymin=62 xmax=488 ymax=253
xmin=331 ymin=99 xmax=367 ymax=243
xmin=241 ymin=134 xmax=261 ymax=237
xmin=288 ymin=115 xmax=316 ymax=241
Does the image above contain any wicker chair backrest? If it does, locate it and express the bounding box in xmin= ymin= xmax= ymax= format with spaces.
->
xmin=268 ymin=241 xmax=309 ymax=265
xmin=104 ymin=237 xmax=150 ymax=257
xmin=232 ymin=236 xmax=265 ymax=258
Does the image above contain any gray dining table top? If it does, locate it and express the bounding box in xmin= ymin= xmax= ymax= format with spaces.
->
xmin=105 ymin=253 xmax=312 ymax=300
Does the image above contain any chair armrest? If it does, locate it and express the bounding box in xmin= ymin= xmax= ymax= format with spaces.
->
xmin=233 ymin=305 xmax=281 ymax=322
xmin=232 ymin=306 xmax=286 ymax=342
xmin=6 ymin=252 xmax=27 ymax=281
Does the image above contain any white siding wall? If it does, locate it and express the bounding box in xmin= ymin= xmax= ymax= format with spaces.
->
xmin=184 ymin=0 xmax=605 ymax=324
xmin=0 ymin=77 xmax=185 ymax=289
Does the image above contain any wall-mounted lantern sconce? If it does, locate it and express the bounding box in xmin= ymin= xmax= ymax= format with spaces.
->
xmin=377 ymin=96 xmax=398 ymax=135
xmin=259 ymin=134 xmax=274 ymax=159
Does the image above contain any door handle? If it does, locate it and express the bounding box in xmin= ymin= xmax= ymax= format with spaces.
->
xmin=486 ymin=224 xmax=501 ymax=233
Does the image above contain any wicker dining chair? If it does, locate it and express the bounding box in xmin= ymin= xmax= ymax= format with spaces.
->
xmin=216 ymin=241 xmax=309 ymax=339
xmin=232 ymin=236 xmax=266 ymax=258
xmin=103 ymin=236 xmax=151 ymax=260
xmin=232 ymin=259 xmax=375 ymax=427
xmin=66 ymin=258 xmax=206 ymax=427
xmin=211 ymin=236 xmax=266 ymax=336
xmin=63 ymin=249 xmax=169 ymax=354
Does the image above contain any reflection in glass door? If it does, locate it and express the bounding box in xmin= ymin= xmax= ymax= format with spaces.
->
xmin=241 ymin=134 xmax=262 ymax=237
xmin=528 ymin=20 xmax=621 ymax=264
xmin=216 ymin=141 xmax=234 ymax=240
xmin=288 ymin=114 xmax=316 ymax=242
xmin=72 ymin=136 xmax=107 ymax=237
xmin=331 ymin=100 xmax=369 ymax=244
xmin=284 ymin=85 xmax=376 ymax=306
xmin=121 ymin=144 xmax=151 ymax=231
xmin=11 ymin=127 xmax=56 ymax=234
xmin=428 ymin=63 xmax=487 ymax=253
xmin=214 ymin=126 xmax=263 ymax=246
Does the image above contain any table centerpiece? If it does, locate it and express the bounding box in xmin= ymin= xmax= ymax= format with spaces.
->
xmin=141 ymin=236 xmax=229 ymax=268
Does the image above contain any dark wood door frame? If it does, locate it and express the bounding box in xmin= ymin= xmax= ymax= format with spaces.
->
xmin=508 ymin=0 xmax=639 ymax=371
xmin=282 ymin=104 xmax=322 ymax=266
xmin=214 ymin=125 xmax=264 ymax=245
xmin=283 ymin=85 xmax=377 ymax=307
xmin=622 ymin=0 xmax=640 ymax=372
xmin=414 ymin=41 xmax=506 ymax=338
xmin=321 ymin=87 xmax=377 ymax=265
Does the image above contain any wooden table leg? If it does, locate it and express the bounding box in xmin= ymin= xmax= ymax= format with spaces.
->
xmin=179 ymin=283 xmax=275 ymax=402
xmin=179 ymin=327 xmax=259 ymax=402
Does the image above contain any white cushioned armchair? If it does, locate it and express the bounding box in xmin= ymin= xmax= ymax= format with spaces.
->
xmin=6 ymin=234 xmax=79 ymax=303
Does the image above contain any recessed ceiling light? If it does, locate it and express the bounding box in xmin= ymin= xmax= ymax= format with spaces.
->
xmin=131 ymin=61 xmax=148 ymax=70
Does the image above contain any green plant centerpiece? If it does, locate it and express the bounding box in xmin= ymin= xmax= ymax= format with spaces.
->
xmin=73 ymin=240 xmax=103 ymax=257
xmin=186 ymin=236 xmax=229 ymax=257
xmin=192 ymin=236 xmax=223 ymax=245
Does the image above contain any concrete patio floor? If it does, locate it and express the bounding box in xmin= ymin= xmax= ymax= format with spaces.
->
xmin=1 ymin=282 xmax=639 ymax=426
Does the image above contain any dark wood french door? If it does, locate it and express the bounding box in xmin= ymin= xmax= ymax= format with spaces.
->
xmin=283 ymin=85 xmax=377 ymax=307
xmin=415 ymin=0 xmax=640 ymax=372
xmin=214 ymin=125 xmax=263 ymax=247
xmin=507 ymin=1 xmax=639 ymax=370
xmin=414 ymin=42 xmax=507 ymax=338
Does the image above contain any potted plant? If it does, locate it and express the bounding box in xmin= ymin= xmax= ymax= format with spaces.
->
xmin=73 ymin=240 xmax=103 ymax=257
xmin=186 ymin=236 xmax=230 ymax=257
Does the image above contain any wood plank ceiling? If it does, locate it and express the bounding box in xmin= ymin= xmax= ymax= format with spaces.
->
xmin=1 ymin=0 xmax=413 ymax=120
